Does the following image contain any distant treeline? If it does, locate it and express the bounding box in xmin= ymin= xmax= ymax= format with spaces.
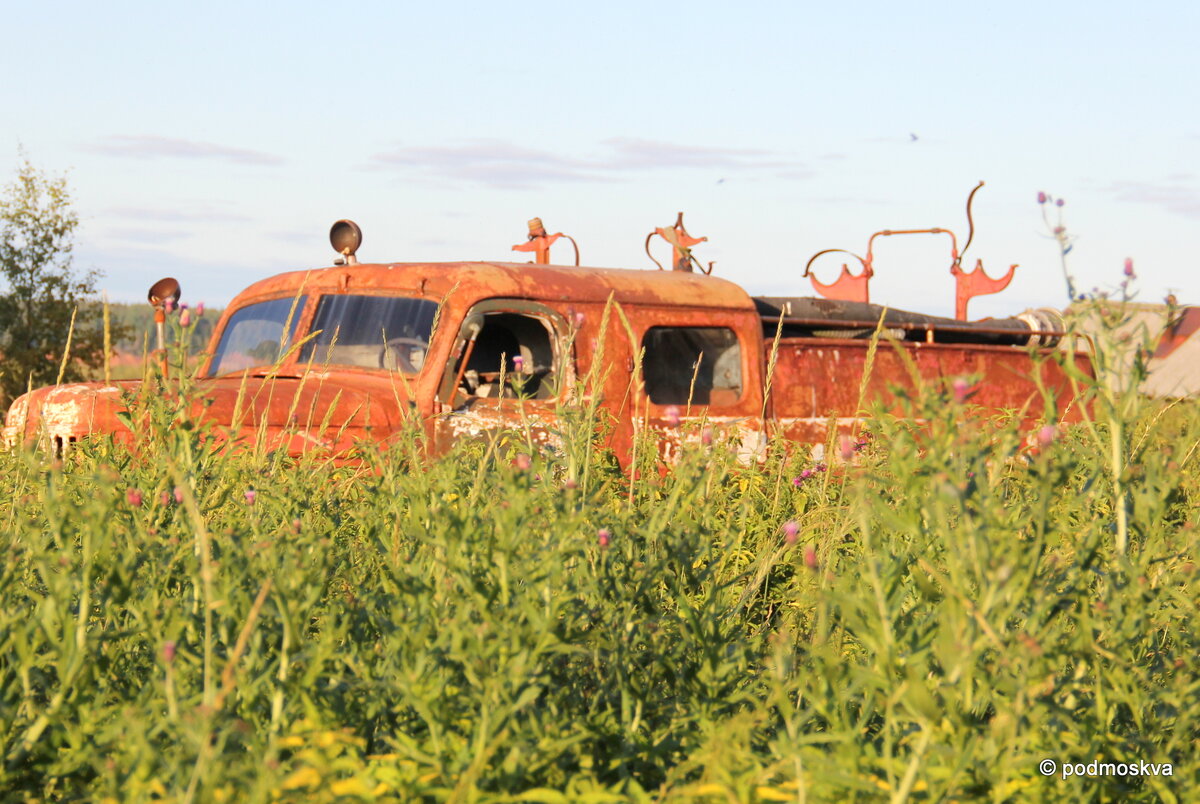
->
xmin=103 ymin=301 xmax=223 ymax=354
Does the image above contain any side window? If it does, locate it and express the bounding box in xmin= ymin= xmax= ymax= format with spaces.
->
xmin=458 ymin=312 xmax=558 ymax=400
xmin=642 ymin=326 xmax=742 ymax=406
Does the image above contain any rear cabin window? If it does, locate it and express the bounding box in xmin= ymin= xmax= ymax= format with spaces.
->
xmin=300 ymin=295 xmax=438 ymax=373
xmin=642 ymin=326 xmax=742 ymax=406
xmin=209 ymin=296 xmax=307 ymax=376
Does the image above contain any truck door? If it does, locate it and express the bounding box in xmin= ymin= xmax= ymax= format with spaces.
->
xmin=633 ymin=311 xmax=765 ymax=466
xmin=434 ymin=299 xmax=572 ymax=453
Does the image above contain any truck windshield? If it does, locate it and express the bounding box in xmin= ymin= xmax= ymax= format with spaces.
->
xmin=209 ymin=296 xmax=307 ymax=377
xmin=299 ymin=295 xmax=439 ymax=373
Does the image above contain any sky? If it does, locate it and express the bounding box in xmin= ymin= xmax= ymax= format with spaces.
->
xmin=2 ymin=1 xmax=1197 ymax=320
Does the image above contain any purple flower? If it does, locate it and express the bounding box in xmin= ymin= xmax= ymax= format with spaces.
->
xmin=126 ymin=488 xmax=143 ymax=507
xmin=244 ymin=489 xmax=257 ymax=506
xmin=839 ymin=435 xmax=856 ymax=461
xmin=196 ymin=302 xmax=205 ymax=317
xmin=803 ymin=546 xmax=818 ymax=570
xmin=952 ymin=377 xmax=972 ymax=403
xmin=1123 ymin=257 xmax=1135 ymax=278
xmin=782 ymin=520 xmax=799 ymax=545
xmin=1038 ymin=424 xmax=1057 ymax=447
xmin=1056 ymin=198 xmax=1064 ymax=207
xmin=663 ymin=405 xmax=681 ymax=427
xmin=1037 ymin=191 xmax=1048 ymax=205
xmin=512 ymin=355 xmax=524 ymax=371
xmin=701 ymin=426 xmax=713 ymax=446
xmin=164 ymin=298 xmax=175 ymax=313
xmin=180 ymin=310 xmax=191 ymax=327
xmin=597 ymin=528 xmax=611 ymax=548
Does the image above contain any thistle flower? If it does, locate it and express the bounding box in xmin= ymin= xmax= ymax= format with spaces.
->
xmin=701 ymin=426 xmax=713 ymax=446
xmin=1037 ymin=191 xmax=1048 ymax=204
xmin=664 ymin=405 xmax=681 ymax=427
xmin=512 ymin=354 xmax=524 ymax=371
xmin=839 ymin=435 xmax=856 ymax=461
xmin=597 ymin=528 xmax=611 ymax=548
xmin=196 ymin=302 xmax=205 ymax=317
xmin=162 ymin=641 xmax=176 ymax=665
xmin=160 ymin=491 xmax=171 ymax=506
xmin=1056 ymin=198 xmax=1064 ymax=207
xmin=952 ymin=377 xmax=972 ymax=403
xmin=514 ymin=453 xmax=532 ymax=471
xmin=1038 ymin=424 xmax=1057 ymax=447
xmin=180 ymin=309 xmax=191 ymax=327
xmin=244 ymin=489 xmax=257 ymax=505
xmin=803 ymin=546 xmax=818 ymax=570
xmin=164 ymin=298 xmax=175 ymax=313
xmin=1124 ymin=257 xmax=1135 ymax=278
xmin=174 ymin=486 xmax=184 ymax=504
xmin=782 ymin=520 xmax=799 ymax=544
xmin=126 ymin=488 xmax=143 ymax=507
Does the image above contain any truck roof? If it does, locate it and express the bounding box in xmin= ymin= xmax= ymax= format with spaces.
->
xmin=230 ymin=261 xmax=758 ymax=312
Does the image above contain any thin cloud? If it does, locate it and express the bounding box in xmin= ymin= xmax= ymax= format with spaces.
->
xmin=101 ymin=206 xmax=251 ymax=223
xmin=104 ymin=227 xmax=191 ymax=244
xmin=371 ymin=138 xmax=807 ymax=189
xmin=84 ymin=135 xmax=284 ymax=166
xmin=1106 ymin=179 xmax=1200 ymax=219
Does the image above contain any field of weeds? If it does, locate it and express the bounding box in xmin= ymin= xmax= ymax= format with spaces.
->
xmin=1 ymin=317 xmax=1198 ymax=803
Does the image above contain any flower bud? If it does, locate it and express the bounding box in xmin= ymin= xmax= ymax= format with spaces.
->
xmin=1037 ymin=191 xmax=1048 ymax=204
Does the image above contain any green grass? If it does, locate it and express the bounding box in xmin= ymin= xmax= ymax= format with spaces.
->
xmin=0 ymin=306 xmax=1197 ymax=802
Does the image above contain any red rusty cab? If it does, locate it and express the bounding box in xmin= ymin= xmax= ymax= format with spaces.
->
xmin=2 ymin=211 xmax=1090 ymax=465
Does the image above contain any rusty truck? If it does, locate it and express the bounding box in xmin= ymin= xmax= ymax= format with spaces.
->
xmin=2 ymin=212 xmax=1091 ymax=464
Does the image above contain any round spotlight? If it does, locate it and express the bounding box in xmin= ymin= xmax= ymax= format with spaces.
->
xmin=330 ymin=219 xmax=363 ymax=262
xmin=147 ymin=277 xmax=181 ymax=308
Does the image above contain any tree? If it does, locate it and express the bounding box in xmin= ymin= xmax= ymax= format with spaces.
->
xmin=0 ymin=155 xmax=121 ymax=406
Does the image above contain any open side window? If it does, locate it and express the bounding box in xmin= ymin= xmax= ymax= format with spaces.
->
xmin=440 ymin=301 xmax=568 ymax=408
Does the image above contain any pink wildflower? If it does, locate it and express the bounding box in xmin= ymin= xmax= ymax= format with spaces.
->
xmin=162 ymin=641 xmax=176 ymax=665
xmin=173 ymin=486 xmax=184 ymax=504
xmin=1037 ymin=191 xmax=1048 ymax=204
xmin=1123 ymin=258 xmax=1135 ymax=278
xmin=1038 ymin=424 xmax=1057 ymax=447
xmin=597 ymin=528 xmax=611 ymax=548
xmin=180 ymin=309 xmax=191 ymax=327
xmin=512 ymin=355 xmax=524 ymax=371
xmin=244 ymin=489 xmax=257 ymax=505
xmin=782 ymin=520 xmax=799 ymax=545
xmin=952 ymin=377 xmax=971 ymax=403
xmin=839 ymin=435 xmax=856 ymax=461
xmin=1056 ymin=198 xmax=1064 ymax=207
xmin=563 ymin=478 xmax=578 ymax=490
xmin=196 ymin=302 xmax=205 ymax=317
xmin=514 ymin=453 xmax=532 ymax=471
xmin=803 ymin=546 xmax=818 ymax=570
xmin=159 ymin=491 xmax=171 ymax=506
xmin=701 ymin=426 xmax=713 ymax=446
xmin=126 ymin=488 xmax=143 ymax=507
xmin=664 ymin=405 xmax=681 ymax=427
xmin=164 ymin=298 xmax=175 ymax=313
